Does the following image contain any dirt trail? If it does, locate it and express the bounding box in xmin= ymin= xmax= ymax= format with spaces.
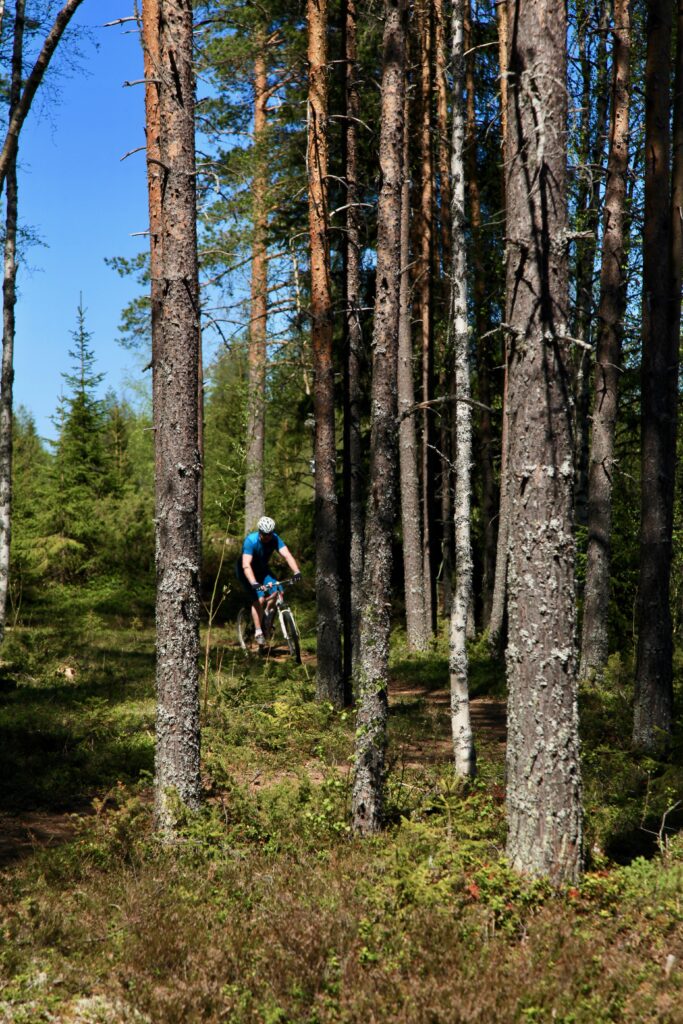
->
xmin=389 ymin=680 xmax=507 ymax=768
xmin=0 ymin=808 xmax=89 ymax=866
xmin=0 ymin=675 xmax=506 ymax=865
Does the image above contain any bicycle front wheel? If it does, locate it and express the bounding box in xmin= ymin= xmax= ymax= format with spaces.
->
xmin=237 ymin=606 xmax=258 ymax=653
xmin=281 ymin=609 xmax=301 ymax=664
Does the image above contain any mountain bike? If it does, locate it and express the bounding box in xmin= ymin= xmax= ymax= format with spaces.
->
xmin=236 ymin=578 xmax=301 ymax=664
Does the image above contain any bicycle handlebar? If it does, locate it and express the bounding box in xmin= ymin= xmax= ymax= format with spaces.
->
xmin=254 ymin=577 xmax=298 ymax=594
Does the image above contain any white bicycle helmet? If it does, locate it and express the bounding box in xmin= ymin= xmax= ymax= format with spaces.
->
xmin=257 ymin=515 xmax=276 ymax=534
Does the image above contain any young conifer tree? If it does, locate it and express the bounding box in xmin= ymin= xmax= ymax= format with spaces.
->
xmin=51 ymin=300 xmax=107 ymax=562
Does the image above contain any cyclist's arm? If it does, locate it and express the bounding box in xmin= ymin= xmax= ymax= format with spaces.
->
xmin=278 ymin=545 xmax=300 ymax=577
xmin=241 ymin=553 xmax=260 ymax=588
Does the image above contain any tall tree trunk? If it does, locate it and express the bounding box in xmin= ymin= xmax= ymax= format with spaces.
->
xmin=435 ymin=0 xmax=454 ymax=619
xmin=244 ymin=43 xmax=268 ymax=532
xmin=465 ymin=0 xmax=496 ymax=627
xmin=504 ymin=0 xmax=582 ymax=884
xmin=414 ymin=0 xmax=435 ymax=631
xmin=0 ymin=0 xmax=25 ymax=641
xmin=449 ymin=0 xmax=476 ymax=778
xmin=399 ymin=92 xmax=430 ymax=652
xmin=342 ymin=0 xmax=364 ymax=699
xmin=434 ymin=0 xmax=451 ymax=276
xmin=579 ymin=0 xmax=631 ymax=680
xmin=634 ymin=0 xmax=678 ymax=753
xmin=352 ymin=0 xmax=406 ymax=836
xmin=307 ymin=0 xmax=343 ymax=706
xmin=487 ymin=0 xmax=510 ymax=651
xmin=145 ymin=0 xmax=202 ymax=834
xmin=573 ymin=0 xmax=610 ymax=530
xmin=142 ymin=0 xmax=162 ymax=366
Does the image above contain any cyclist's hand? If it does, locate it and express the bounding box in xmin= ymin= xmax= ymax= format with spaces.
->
xmin=251 ymin=583 xmax=262 ymax=596
xmin=293 ymin=572 xmax=302 ymax=583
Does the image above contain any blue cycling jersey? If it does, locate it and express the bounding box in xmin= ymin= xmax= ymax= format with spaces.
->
xmin=241 ymin=531 xmax=285 ymax=580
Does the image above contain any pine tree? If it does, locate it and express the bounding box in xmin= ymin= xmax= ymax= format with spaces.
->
xmin=144 ymin=0 xmax=202 ymax=835
xmin=352 ymin=0 xmax=407 ymax=836
xmin=49 ymin=299 xmax=108 ymax=575
xmin=504 ymin=0 xmax=582 ymax=884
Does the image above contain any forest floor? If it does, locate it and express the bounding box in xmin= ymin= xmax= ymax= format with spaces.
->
xmin=0 ymin=604 xmax=682 ymax=1023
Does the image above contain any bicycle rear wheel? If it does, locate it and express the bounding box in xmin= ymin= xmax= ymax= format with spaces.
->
xmin=237 ymin=606 xmax=258 ymax=653
xmin=281 ymin=609 xmax=301 ymax=664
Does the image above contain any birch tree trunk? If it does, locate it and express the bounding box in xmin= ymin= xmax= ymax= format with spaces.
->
xmin=352 ymin=0 xmax=406 ymax=836
xmin=342 ymin=0 xmax=364 ymax=698
xmin=0 ymin=0 xmax=25 ymax=642
xmin=449 ymin=0 xmax=476 ymax=778
xmin=307 ymin=0 xmax=343 ymax=706
xmin=398 ymin=92 xmax=430 ymax=652
xmin=145 ymin=0 xmax=202 ymax=834
xmin=634 ymin=0 xmax=677 ymax=753
xmin=244 ymin=43 xmax=268 ymax=532
xmin=579 ymin=0 xmax=630 ymax=680
xmin=504 ymin=0 xmax=582 ymax=884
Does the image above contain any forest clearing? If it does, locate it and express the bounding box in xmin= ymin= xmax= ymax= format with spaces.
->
xmin=1 ymin=0 xmax=683 ymax=1019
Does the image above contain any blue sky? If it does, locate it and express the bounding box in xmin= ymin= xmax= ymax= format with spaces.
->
xmin=14 ymin=0 xmax=149 ymax=441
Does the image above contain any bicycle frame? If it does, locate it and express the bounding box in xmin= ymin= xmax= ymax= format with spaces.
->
xmin=252 ymin=578 xmax=301 ymax=662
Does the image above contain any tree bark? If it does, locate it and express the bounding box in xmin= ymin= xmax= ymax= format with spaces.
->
xmin=244 ymin=42 xmax=269 ymax=533
xmin=307 ymin=0 xmax=343 ymax=706
xmin=633 ymin=0 xmax=678 ymax=753
xmin=414 ymin=0 xmax=435 ymax=632
xmin=398 ymin=91 xmax=430 ymax=652
xmin=434 ymin=0 xmax=451 ymax=275
xmin=449 ymin=0 xmax=476 ymax=778
xmin=145 ymin=0 xmax=202 ymax=834
xmin=572 ymin=0 xmax=610 ymax=530
xmin=579 ymin=0 xmax=630 ymax=680
xmin=0 ymin=0 xmax=25 ymax=642
xmin=342 ymin=0 xmax=364 ymax=699
xmin=504 ymin=0 xmax=582 ymax=885
xmin=487 ymin=0 xmax=510 ymax=651
xmin=435 ymin=0 xmax=454 ymax=619
xmin=142 ymin=0 xmax=162 ymax=393
xmin=0 ymin=0 xmax=85 ymax=198
xmin=352 ymin=0 xmax=406 ymax=836
xmin=465 ymin=0 xmax=497 ymax=627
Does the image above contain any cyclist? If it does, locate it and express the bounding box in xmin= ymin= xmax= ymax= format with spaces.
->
xmin=236 ymin=515 xmax=301 ymax=647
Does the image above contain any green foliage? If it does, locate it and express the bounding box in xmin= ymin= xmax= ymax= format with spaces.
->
xmin=0 ymin=620 xmax=682 ymax=1022
xmin=203 ymin=343 xmax=248 ymax=540
xmin=104 ymin=252 xmax=151 ymax=352
xmin=0 ymin=622 xmax=155 ymax=810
